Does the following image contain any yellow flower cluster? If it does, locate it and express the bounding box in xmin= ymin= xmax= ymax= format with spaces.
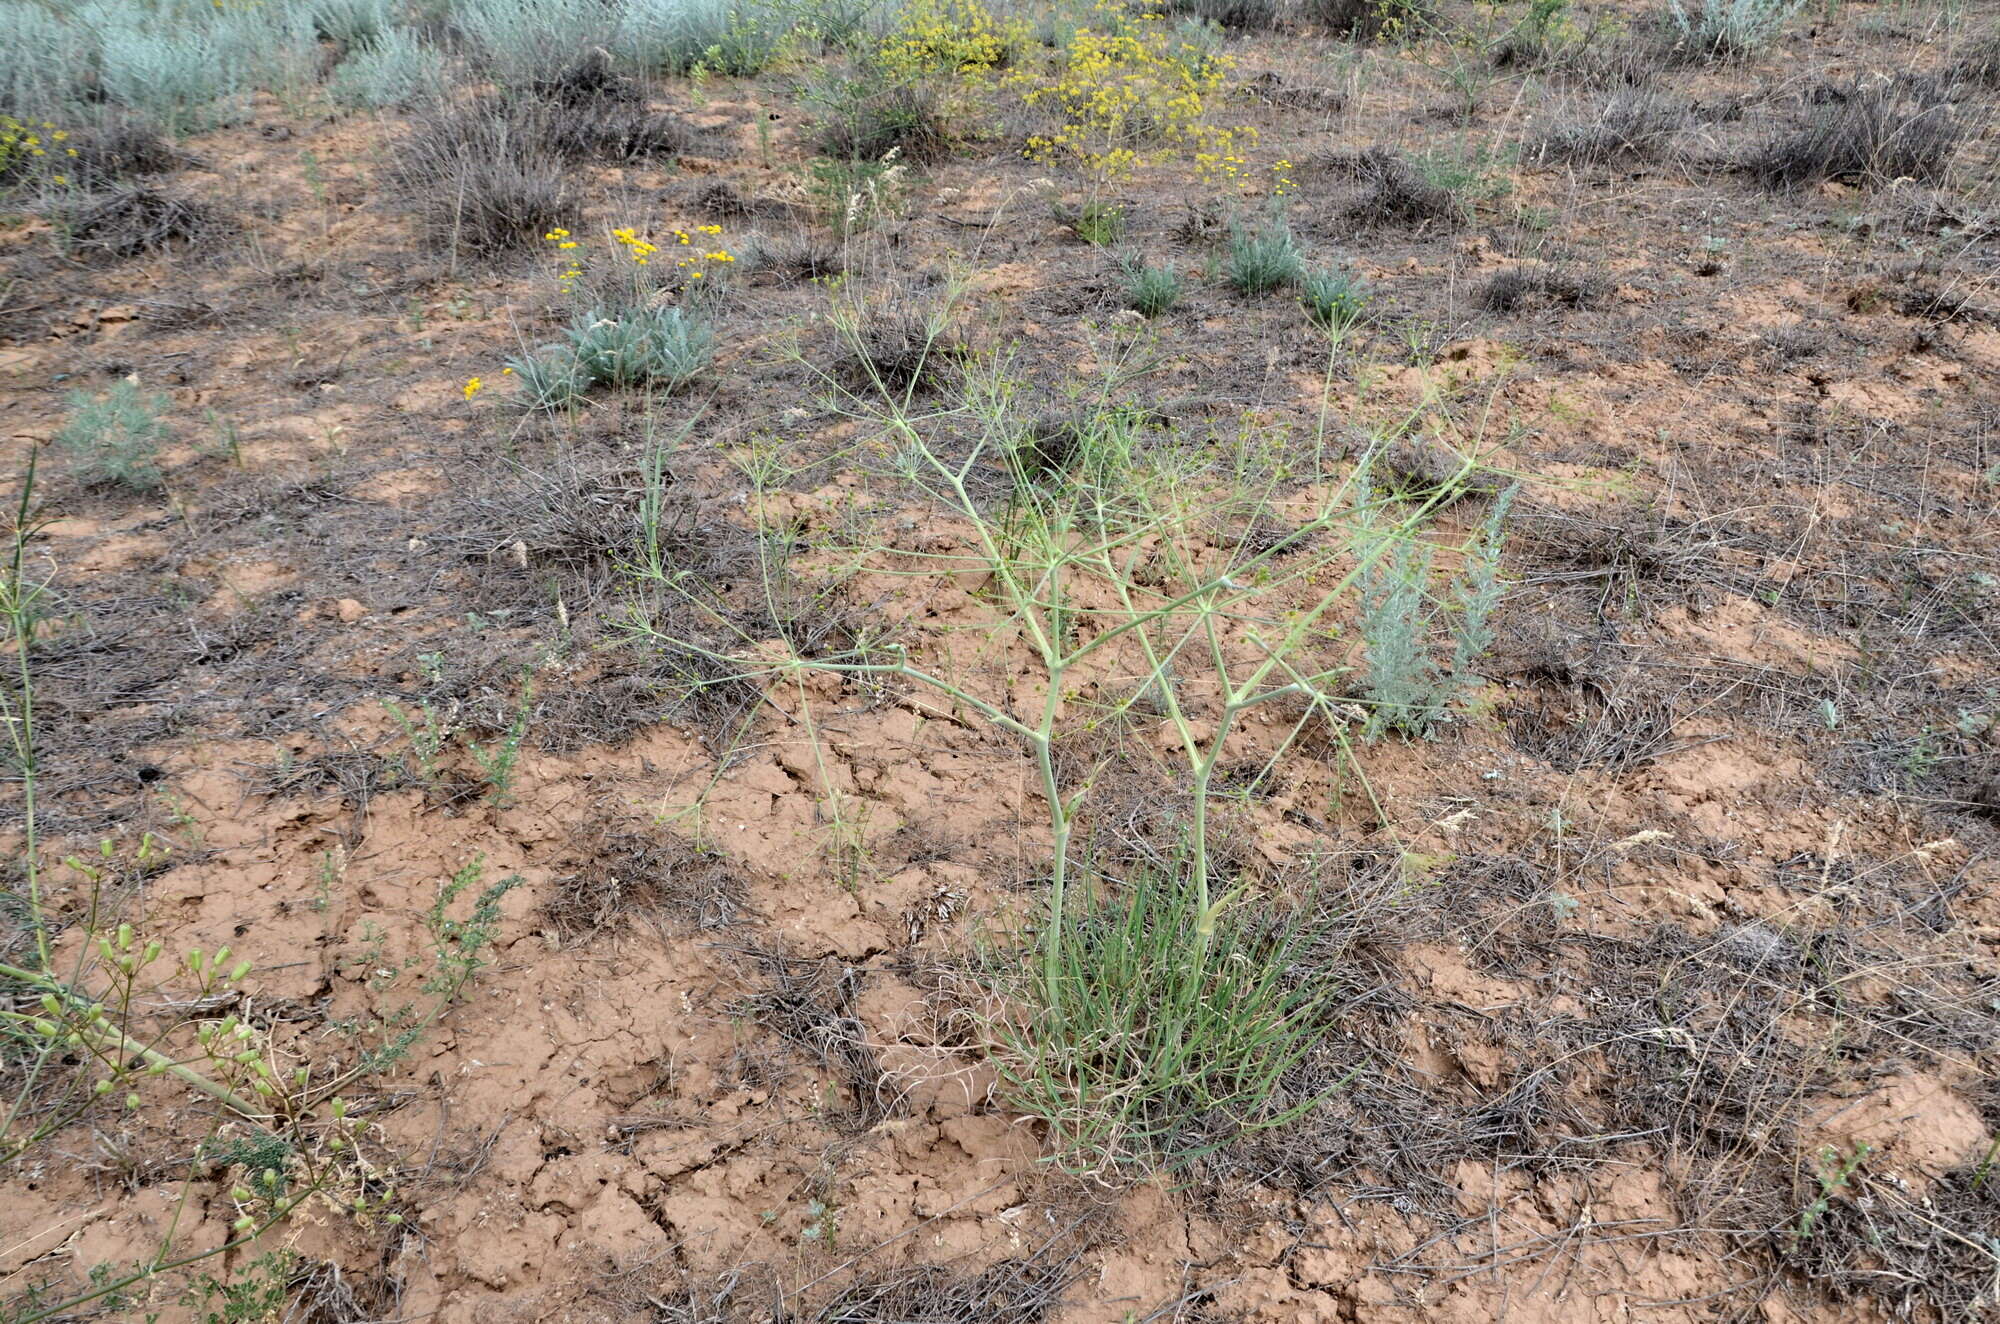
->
xmin=879 ymin=0 xmax=1023 ymax=78
xmin=612 ymin=226 xmax=658 ymax=264
xmin=1018 ymin=1 xmax=1251 ymax=186
xmin=543 ymin=223 xmax=736 ymax=292
xmin=664 ymin=225 xmax=735 ymax=279
xmin=544 ymin=229 xmax=585 ymax=292
xmin=0 ymin=116 xmax=73 ymax=180
xmin=1192 ymin=151 xmax=1252 ymax=186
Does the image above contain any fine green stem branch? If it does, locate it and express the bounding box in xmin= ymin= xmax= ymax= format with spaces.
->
xmin=0 ymin=967 xmax=267 ymax=1117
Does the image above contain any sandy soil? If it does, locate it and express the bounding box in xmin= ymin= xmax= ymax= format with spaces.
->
xmin=2 ymin=3 xmax=1997 ymax=1321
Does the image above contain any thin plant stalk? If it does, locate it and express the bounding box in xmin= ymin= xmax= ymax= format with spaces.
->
xmin=628 ymin=346 xmax=1477 ymax=993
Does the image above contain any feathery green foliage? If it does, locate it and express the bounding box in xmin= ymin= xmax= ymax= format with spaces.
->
xmin=1226 ymin=219 xmax=1305 ymax=295
xmin=1122 ymin=258 xmax=1185 ymax=317
xmin=992 ymin=857 xmax=1341 ymax=1175
xmin=56 ymin=380 xmax=169 ymax=492
xmin=1300 ymin=267 xmax=1370 ymax=334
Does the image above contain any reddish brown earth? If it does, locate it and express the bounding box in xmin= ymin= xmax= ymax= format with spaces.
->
xmin=2 ymin=4 xmax=1997 ymax=1322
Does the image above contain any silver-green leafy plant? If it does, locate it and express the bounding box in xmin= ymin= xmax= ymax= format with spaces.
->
xmin=450 ymin=0 xmax=619 ymax=87
xmin=1356 ymin=477 xmax=1516 ymax=737
xmin=1225 ymin=218 xmax=1305 ymax=295
xmin=504 ymin=305 xmax=714 ymax=410
xmin=1447 ymin=482 xmax=1512 ymax=703
xmin=616 ymin=0 xmax=786 ymax=73
xmin=1300 ymin=266 xmax=1370 ymax=334
xmin=565 ymin=304 xmax=715 ymax=390
xmin=1121 ymin=256 xmax=1184 ymax=317
xmin=329 ymin=28 xmax=449 ymax=110
xmin=96 ymin=20 xmax=245 ymax=132
xmin=0 ymin=3 xmax=94 ymax=121
xmin=1356 ymin=533 xmax=1439 ymax=737
xmin=1664 ymin=0 xmax=1804 ymax=58
xmin=505 ymin=343 xmax=595 ymax=412
xmin=311 ymin=0 xmax=394 ymax=47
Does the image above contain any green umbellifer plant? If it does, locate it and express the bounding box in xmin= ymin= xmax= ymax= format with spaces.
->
xmin=626 ymin=309 xmax=1499 ymax=1171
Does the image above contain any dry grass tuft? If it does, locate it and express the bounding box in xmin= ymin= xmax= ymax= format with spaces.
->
xmin=737 ymin=949 xmax=890 ymax=1127
xmin=1529 ymin=90 xmax=1693 ymax=168
xmin=1478 ymin=265 xmax=1608 ymax=313
xmin=1750 ymin=81 xmax=1961 ymax=189
xmin=61 ymin=185 xmax=224 ymax=257
xmin=809 ymin=1248 xmax=1086 ymax=1322
xmin=1326 ymin=146 xmax=1461 ymax=228
xmin=546 ymin=821 xmax=748 ymax=937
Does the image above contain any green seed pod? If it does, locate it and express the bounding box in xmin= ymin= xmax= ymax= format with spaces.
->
xmin=93 ymin=1079 xmax=112 ymax=1096
xmin=124 ymin=1092 xmax=140 ymax=1109
xmin=229 ymin=960 xmax=252 ymax=982
xmin=116 ymin=923 xmax=133 ymax=950
xmin=143 ymin=940 xmax=162 ymax=965
xmin=233 ymin=1215 xmax=255 ymax=1233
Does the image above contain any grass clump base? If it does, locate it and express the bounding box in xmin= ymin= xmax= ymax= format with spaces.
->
xmin=989 ymin=859 xmax=1340 ymax=1178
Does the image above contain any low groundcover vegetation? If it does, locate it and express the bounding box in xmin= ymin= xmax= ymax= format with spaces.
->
xmin=0 ymin=0 xmax=1995 ymax=1320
